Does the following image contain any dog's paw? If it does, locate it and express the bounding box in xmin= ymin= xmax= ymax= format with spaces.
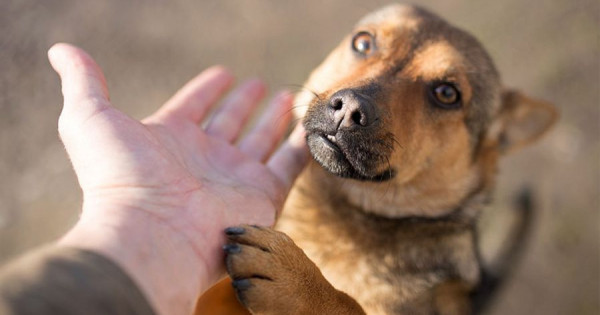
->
xmin=223 ymin=225 xmax=339 ymax=315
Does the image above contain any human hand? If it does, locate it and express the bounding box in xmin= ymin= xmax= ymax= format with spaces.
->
xmin=49 ymin=43 xmax=308 ymax=315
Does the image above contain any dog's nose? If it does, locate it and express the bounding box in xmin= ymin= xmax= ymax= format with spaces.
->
xmin=328 ymin=89 xmax=376 ymax=129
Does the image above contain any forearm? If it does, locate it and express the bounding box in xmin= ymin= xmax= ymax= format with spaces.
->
xmin=0 ymin=245 xmax=155 ymax=315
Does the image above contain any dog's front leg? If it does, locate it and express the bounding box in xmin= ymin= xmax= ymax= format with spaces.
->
xmin=224 ymin=225 xmax=366 ymax=315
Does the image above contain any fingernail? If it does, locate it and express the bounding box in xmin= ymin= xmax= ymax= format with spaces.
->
xmin=225 ymin=226 xmax=246 ymax=235
xmin=232 ymin=279 xmax=252 ymax=290
xmin=223 ymin=244 xmax=241 ymax=254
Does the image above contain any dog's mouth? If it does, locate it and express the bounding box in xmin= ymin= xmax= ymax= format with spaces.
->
xmin=320 ymin=134 xmax=342 ymax=153
xmin=306 ymin=131 xmax=396 ymax=182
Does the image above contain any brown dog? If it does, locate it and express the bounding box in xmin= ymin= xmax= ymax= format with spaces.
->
xmin=196 ymin=4 xmax=557 ymax=315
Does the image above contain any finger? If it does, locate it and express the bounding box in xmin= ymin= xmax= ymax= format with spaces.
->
xmin=267 ymin=123 xmax=309 ymax=193
xmin=152 ymin=66 xmax=234 ymax=124
xmin=48 ymin=43 xmax=138 ymax=190
xmin=205 ymin=79 xmax=266 ymax=143
xmin=238 ymin=91 xmax=293 ymax=162
xmin=48 ymin=43 xmax=111 ymax=125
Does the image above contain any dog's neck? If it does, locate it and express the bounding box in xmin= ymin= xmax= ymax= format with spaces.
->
xmin=289 ymin=162 xmax=489 ymax=221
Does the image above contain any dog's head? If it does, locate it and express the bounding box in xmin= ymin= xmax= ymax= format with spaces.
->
xmin=296 ymin=4 xmax=557 ymax=218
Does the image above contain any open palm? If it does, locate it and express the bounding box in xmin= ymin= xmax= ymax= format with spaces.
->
xmin=50 ymin=44 xmax=308 ymax=315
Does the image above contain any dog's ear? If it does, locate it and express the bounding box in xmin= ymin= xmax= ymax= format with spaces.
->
xmin=488 ymin=90 xmax=558 ymax=155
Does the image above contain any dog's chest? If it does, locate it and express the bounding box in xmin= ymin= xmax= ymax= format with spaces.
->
xmin=278 ymin=221 xmax=404 ymax=314
xmin=277 ymin=211 xmax=460 ymax=313
xmin=279 ymin=185 xmax=480 ymax=314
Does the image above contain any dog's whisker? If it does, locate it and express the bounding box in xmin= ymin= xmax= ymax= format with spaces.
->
xmin=281 ymin=83 xmax=323 ymax=101
xmin=290 ymin=117 xmax=303 ymax=124
xmin=290 ymin=104 xmax=310 ymax=111
xmin=279 ymin=83 xmax=308 ymax=92
xmin=390 ymin=135 xmax=403 ymax=150
xmin=383 ymin=156 xmax=395 ymax=199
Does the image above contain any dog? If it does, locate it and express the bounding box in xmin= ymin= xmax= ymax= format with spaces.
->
xmin=195 ymin=4 xmax=558 ymax=315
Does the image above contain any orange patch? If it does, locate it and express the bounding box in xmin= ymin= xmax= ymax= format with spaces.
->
xmin=405 ymin=41 xmax=473 ymax=105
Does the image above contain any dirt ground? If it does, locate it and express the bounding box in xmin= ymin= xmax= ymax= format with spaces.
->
xmin=0 ymin=0 xmax=598 ymax=314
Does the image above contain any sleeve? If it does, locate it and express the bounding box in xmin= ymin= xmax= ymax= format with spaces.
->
xmin=0 ymin=245 xmax=156 ymax=315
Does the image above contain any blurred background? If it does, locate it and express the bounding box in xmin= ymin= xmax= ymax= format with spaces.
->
xmin=0 ymin=0 xmax=597 ymax=314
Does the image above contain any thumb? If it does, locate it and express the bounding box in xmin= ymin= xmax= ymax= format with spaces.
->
xmin=48 ymin=43 xmax=111 ymax=135
xmin=48 ymin=43 xmax=128 ymax=189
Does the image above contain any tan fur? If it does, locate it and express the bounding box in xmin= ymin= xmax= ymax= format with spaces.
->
xmin=196 ymin=4 xmax=557 ymax=314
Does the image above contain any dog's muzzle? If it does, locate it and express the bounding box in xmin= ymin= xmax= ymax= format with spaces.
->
xmin=303 ymin=88 xmax=395 ymax=182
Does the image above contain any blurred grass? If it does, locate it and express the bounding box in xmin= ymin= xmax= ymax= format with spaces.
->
xmin=0 ymin=1 xmax=598 ymax=314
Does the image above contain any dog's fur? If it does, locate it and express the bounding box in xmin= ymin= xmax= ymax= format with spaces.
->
xmin=195 ymin=4 xmax=557 ymax=315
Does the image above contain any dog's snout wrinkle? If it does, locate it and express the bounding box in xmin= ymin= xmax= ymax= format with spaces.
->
xmin=328 ymin=89 xmax=377 ymax=130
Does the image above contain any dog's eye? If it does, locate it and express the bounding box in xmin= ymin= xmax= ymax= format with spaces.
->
xmin=430 ymin=83 xmax=461 ymax=108
xmin=351 ymin=32 xmax=375 ymax=55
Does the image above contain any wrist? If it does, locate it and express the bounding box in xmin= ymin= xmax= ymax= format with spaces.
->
xmin=58 ymin=203 xmax=219 ymax=315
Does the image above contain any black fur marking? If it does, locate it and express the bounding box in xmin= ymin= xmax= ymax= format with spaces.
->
xmin=338 ymin=167 xmax=397 ymax=182
xmin=470 ymin=187 xmax=534 ymax=314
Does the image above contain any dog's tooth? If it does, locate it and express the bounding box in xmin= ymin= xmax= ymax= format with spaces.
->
xmin=327 ymin=135 xmax=337 ymax=143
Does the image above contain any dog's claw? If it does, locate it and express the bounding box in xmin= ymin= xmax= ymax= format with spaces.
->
xmin=232 ymin=278 xmax=252 ymax=290
xmin=223 ymin=243 xmax=241 ymax=254
xmin=225 ymin=226 xmax=246 ymax=236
